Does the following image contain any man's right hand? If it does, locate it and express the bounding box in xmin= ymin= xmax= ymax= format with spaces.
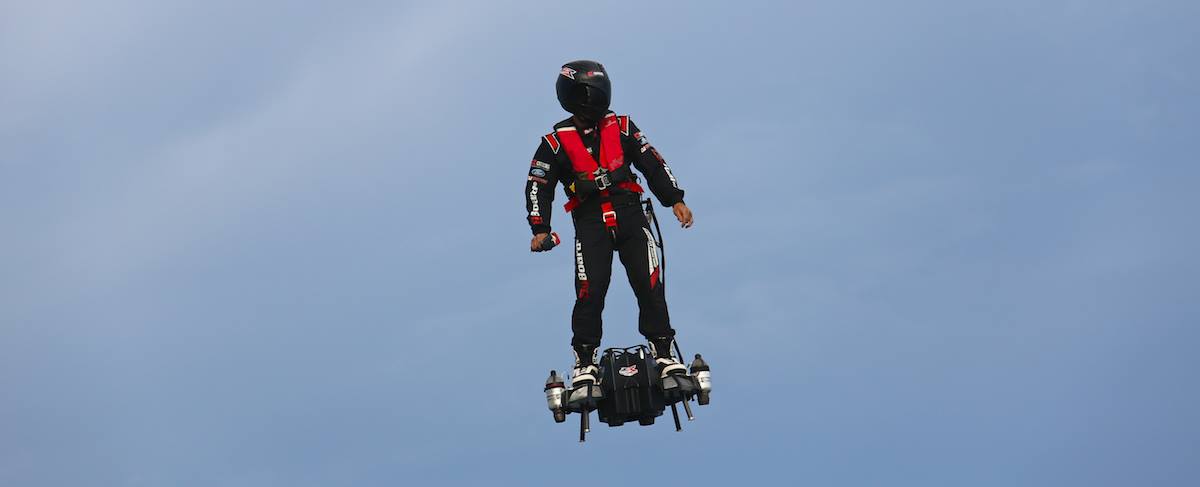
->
xmin=531 ymin=233 xmax=550 ymax=252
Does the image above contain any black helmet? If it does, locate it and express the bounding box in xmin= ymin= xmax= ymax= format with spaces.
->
xmin=556 ymin=60 xmax=611 ymax=123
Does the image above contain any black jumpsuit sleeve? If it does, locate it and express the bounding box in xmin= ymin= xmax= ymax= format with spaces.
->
xmin=525 ymin=138 xmax=560 ymax=235
xmin=624 ymin=118 xmax=685 ymax=207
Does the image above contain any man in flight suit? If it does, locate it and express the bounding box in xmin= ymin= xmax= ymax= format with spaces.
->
xmin=525 ymin=60 xmax=695 ymax=394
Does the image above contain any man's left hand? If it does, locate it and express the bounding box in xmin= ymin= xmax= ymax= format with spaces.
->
xmin=672 ymin=202 xmax=694 ymax=229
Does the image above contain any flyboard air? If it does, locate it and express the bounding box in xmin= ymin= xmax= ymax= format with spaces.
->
xmin=535 ymin=199 xmax=713 ymax=442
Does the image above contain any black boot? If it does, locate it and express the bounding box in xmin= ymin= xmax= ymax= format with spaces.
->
xmin=568 ymin=343 xmax=602 ymax=404
xmin=570 ymin=344 xmax=600 ymax=388
xmin=648 ymin=337 xmax=687 ymax=378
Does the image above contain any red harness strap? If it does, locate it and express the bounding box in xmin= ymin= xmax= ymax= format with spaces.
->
xmin=556 ymin=114 xmax=643 ymax=226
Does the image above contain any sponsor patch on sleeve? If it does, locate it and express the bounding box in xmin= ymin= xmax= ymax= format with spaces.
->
xmin=649 ymin=146 xmax=667 ymax=164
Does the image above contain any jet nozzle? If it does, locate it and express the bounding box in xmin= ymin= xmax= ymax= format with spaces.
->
xmin=545 ymin=370 xmax=566 ymax=415
xmin=689 ymin=354 xmax=711 ymax=400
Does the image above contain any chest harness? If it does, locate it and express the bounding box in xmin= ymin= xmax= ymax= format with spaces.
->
xmin=549 ymin=114 xmax=644 ymax=234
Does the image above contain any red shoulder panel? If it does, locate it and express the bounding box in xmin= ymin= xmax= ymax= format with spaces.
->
xmin=543 ymin=133 xmax=561 ymax=153
xmin=617 ymin=115 xmax=630 ymax=135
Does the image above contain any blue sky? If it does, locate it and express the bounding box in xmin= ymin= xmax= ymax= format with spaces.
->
xmin=2 ymin=1 xmax=1198 ymax=485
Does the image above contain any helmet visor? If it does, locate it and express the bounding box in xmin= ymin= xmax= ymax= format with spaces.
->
xmin=569 ymin=84 xmax=609 ymax=117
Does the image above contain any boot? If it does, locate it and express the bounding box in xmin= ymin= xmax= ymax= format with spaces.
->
xmin=570 ymin=344 xmax=600 ymax=388
xmin=649 ymin=337 xmax=687 ymax=378
xmin=568 ymin=343 xmax=602 ymax=404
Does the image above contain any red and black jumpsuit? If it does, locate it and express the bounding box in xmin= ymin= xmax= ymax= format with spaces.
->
xmin=524 ymin=112 xmax=685 ymax=347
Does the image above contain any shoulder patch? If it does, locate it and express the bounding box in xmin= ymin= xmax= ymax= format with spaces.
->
xmin=617 ymin=115 xmax=630 ymax=135
xmin=543 ymin=133 xmax=561 ymax=153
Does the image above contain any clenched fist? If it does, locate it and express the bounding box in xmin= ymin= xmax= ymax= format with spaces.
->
xmin=672 ymin=202 xmax=694 ymax=228
xmin=531 ymin=233 xmax=550 ymax=251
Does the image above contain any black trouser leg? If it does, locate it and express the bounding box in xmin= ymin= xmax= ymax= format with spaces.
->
xmin=616 ymin=218 xmax=674 ymax=340
xmin=571 ymin=220 xmax=613 ymax=347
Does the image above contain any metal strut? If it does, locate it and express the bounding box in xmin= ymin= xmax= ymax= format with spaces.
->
xmin=579 ymin=382 xmax=593 ymax=443
xmin=579 ymin=408 xmax=588 ymax=443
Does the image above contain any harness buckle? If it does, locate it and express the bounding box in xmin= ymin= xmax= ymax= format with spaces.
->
xmin=593 ymin=169 xmax=613 ymax=191
xmin=602 ymin=210 xmax=618 ymax=228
